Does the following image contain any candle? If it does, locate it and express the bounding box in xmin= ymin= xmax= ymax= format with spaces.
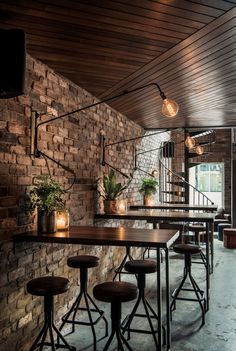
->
xmin=56 ymin=210 xmax=69 ymax=231
xmin=57 ymin=217 xmax=66 ymax=229
xmin=117 ymin=199 xmax=127 ymax=214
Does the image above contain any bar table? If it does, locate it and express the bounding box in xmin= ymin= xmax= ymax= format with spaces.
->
xmin=95 ymin=210 xmax=215 ymax=313
xmin=129 ymin=204 xmax=217 ymax=212
xmin=14 ymin=226 xmax=179 ymax=351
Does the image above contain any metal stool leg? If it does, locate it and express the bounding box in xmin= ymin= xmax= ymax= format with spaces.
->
xmin=103 ymin=302 xmax=134 ymax=351
xmin=113 ymin=246 xmax=133 ymax=281
xmin=30 ymin=296 xmax=75 ymax=351
xmin=171 ymin=253 xmax=206 ymax=326
xmin=59 ymin=268 xmax=108 ymax=350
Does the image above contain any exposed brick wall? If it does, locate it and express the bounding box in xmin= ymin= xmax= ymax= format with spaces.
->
xmin=0 ymin=55 xmax=164 ymax=350
xmin=1 ymin=53 xmax=231 ymax=350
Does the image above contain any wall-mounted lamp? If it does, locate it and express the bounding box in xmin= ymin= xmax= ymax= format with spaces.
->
xmin=101 ymin=129 xmax=168 ymax=178
xmin=151 ymin=169 xmax=159 ymax=177
xmin=31 ymin=82 xmax=178 ymax=178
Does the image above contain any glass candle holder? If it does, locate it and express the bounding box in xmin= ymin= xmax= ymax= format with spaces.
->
xmin=56 ymin=210 xmax=69 ymax=231
xmin=116 ymin=199 xmax=127 ymax=214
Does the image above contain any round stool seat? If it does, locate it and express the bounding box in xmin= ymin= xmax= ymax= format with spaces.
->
xmin=125 ymin=259 xmax=156 ymax=274
xmin=27 ymin=276 xmax=69 ymax=296
xmin=67 ymin=255 xmax=99 ymax=268
xmin=218 ymin=223 xmax=231 ymax=241
xmin=173 ymin=244 xmax=201 ymax=255
xmin=93 ymin=281 xmax=137 ymax=303
xmin=188 ymin=224 xmax=206 ymax=232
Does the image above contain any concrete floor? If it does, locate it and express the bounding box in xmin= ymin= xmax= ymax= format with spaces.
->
xmin=62 ymin=239 xmax=236 ymax=351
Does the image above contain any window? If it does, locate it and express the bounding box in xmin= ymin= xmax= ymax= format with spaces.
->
xmin=196 ymin=163 xmax=223 ymax=192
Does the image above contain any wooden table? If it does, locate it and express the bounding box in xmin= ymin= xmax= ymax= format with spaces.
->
xmin=14 ymin=226 xmax=179 ymax=351
xmin=95 ymin=210 xmax=215 ymax=313
xmin=129 ymin=204 xmax=218 ymax=212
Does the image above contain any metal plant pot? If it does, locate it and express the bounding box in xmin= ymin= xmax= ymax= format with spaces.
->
xmin=143 ymin=195 xmax=154 ymax=206
xmin=37 ymin=210 xmax=56 ymax=234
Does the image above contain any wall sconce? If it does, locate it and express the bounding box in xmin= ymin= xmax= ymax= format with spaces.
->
xmin=31 ymin=82 xmax=178 ymax=179
xmin=56 ymin=210 xmax=69 ymax=231
xmin=151 ymin=169 xmax=159 ymax=177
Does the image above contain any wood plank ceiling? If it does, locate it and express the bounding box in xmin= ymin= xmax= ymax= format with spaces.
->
xmin=1 ymin=0 xmax=236 ymax=129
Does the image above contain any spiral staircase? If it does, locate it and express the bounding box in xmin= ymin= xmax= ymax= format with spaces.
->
xmin=158 ymin=129 xmax=216 ymax=206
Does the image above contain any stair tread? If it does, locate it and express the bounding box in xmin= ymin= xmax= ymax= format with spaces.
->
xmin=160 ymin=190 xmax=185 ymax=196
xmin=188 ymin=130 xmax=214 ymax=137
xmin=187 ymin=152 xmax=209 ymax=158
xmin=166 ymin=181 xmax=185 ymax=186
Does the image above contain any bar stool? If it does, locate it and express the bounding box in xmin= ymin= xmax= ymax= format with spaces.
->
xmin=188 ymin=224 xmax=206 ymax=245
xmin=59 ymin=255 xmax=108 ymax=351
xmin=121 ymin=260 xmax=165 ymax=348
xmin=188 ymin=224 xmax=207 ymax=268
xmin=27 ymin=276 xmax=75 ymax=351
xmin=170 ymin=244 xmax=206 ymax=327
xmin=93 ymin=281 xmax=137 ymax=351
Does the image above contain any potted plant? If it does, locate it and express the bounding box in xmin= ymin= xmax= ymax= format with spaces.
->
xmin=139 ymin=177 xmax=159 ymax=205
xmin=98 ymin=170 xmax=131 ymax=214
xmin=26 ymin=175 xmax=67 ymax=233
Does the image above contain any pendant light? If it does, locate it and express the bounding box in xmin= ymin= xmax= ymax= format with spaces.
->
xmin=195 ymin=145 xmax=204 ymax=155
xmin=185 ymin=135 xmax=196 ymax=149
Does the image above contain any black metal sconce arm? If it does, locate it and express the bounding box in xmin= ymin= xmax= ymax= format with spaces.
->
xmin=31 ymin=82 xmax=170 ymax=181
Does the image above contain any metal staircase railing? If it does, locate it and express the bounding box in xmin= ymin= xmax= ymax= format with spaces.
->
xmin=159 ymin=158 xmax=214 ymax=205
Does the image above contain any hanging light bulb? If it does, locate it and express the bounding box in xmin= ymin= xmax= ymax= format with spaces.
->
xmin=185 ymin=135 xmax=196 ymax=149
xmin=155 ymin=84 xmax=179 ymax=118
xmin=161 ymin=98 xmax=179 ymax=117
xmin=195 ymin=145 xmax=204 ymax=155
xmin=151 ymin=169 xmax=159 ymax=177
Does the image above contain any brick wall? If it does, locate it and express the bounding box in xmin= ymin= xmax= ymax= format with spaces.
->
xmin=0 ymin=55 xmax=164 ymax=350
xmin=1 ymin=54 xmax=231 ymax=350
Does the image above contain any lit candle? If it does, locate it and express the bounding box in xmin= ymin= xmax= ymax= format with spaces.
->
xmin=117 ymin=200 xmax=127 ymax=214
xmin=57 ymin=217 xmax=66 ymax=230
xmin=56 ymin=210 xmax=69 ymax=231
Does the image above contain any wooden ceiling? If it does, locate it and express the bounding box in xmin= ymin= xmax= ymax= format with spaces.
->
xmin=1 ymin=0 xmax=236 ymax=129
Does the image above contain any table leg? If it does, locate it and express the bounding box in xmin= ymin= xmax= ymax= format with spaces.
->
xmin=210 ymin=222 xmax=214 ymax=274
xmin=165 ymin=248 xmax=171 ymax=350
xmin=206 ymin=222 xmax=210 ymax=311
xmin=156 ymin=247 xmax=162 ymax=351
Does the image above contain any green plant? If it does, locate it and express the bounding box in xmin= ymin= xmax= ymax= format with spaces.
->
xmin=99 ymin=170 xmax=131 ymax=201
xmin=139 ymin=177 xmax=159 ymax=197
xmin=26 ymin=175 xmax=67 ymax=214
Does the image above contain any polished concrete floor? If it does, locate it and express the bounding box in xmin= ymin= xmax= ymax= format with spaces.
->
xmin=63 ymin=239 xmax=236 ymax=351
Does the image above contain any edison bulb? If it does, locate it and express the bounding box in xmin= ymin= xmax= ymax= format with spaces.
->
xmin=162 ymin=98 xmax=179 ymax=117
xmin=195 ymin=145 xmax=204 ymax=155
xmin=152 ymin=169 xmax=159 ymax=177
xmin=185 ymin=136 xmax=196 ymax=149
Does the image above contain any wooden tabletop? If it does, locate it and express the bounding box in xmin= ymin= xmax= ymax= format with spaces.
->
xmin=129 ymin=204 xmax=218 ymax=212
xmin=13 ymin=226 xmax=180 ymax=249
xmin=95 ymin=210 xmax=216 ymax=223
